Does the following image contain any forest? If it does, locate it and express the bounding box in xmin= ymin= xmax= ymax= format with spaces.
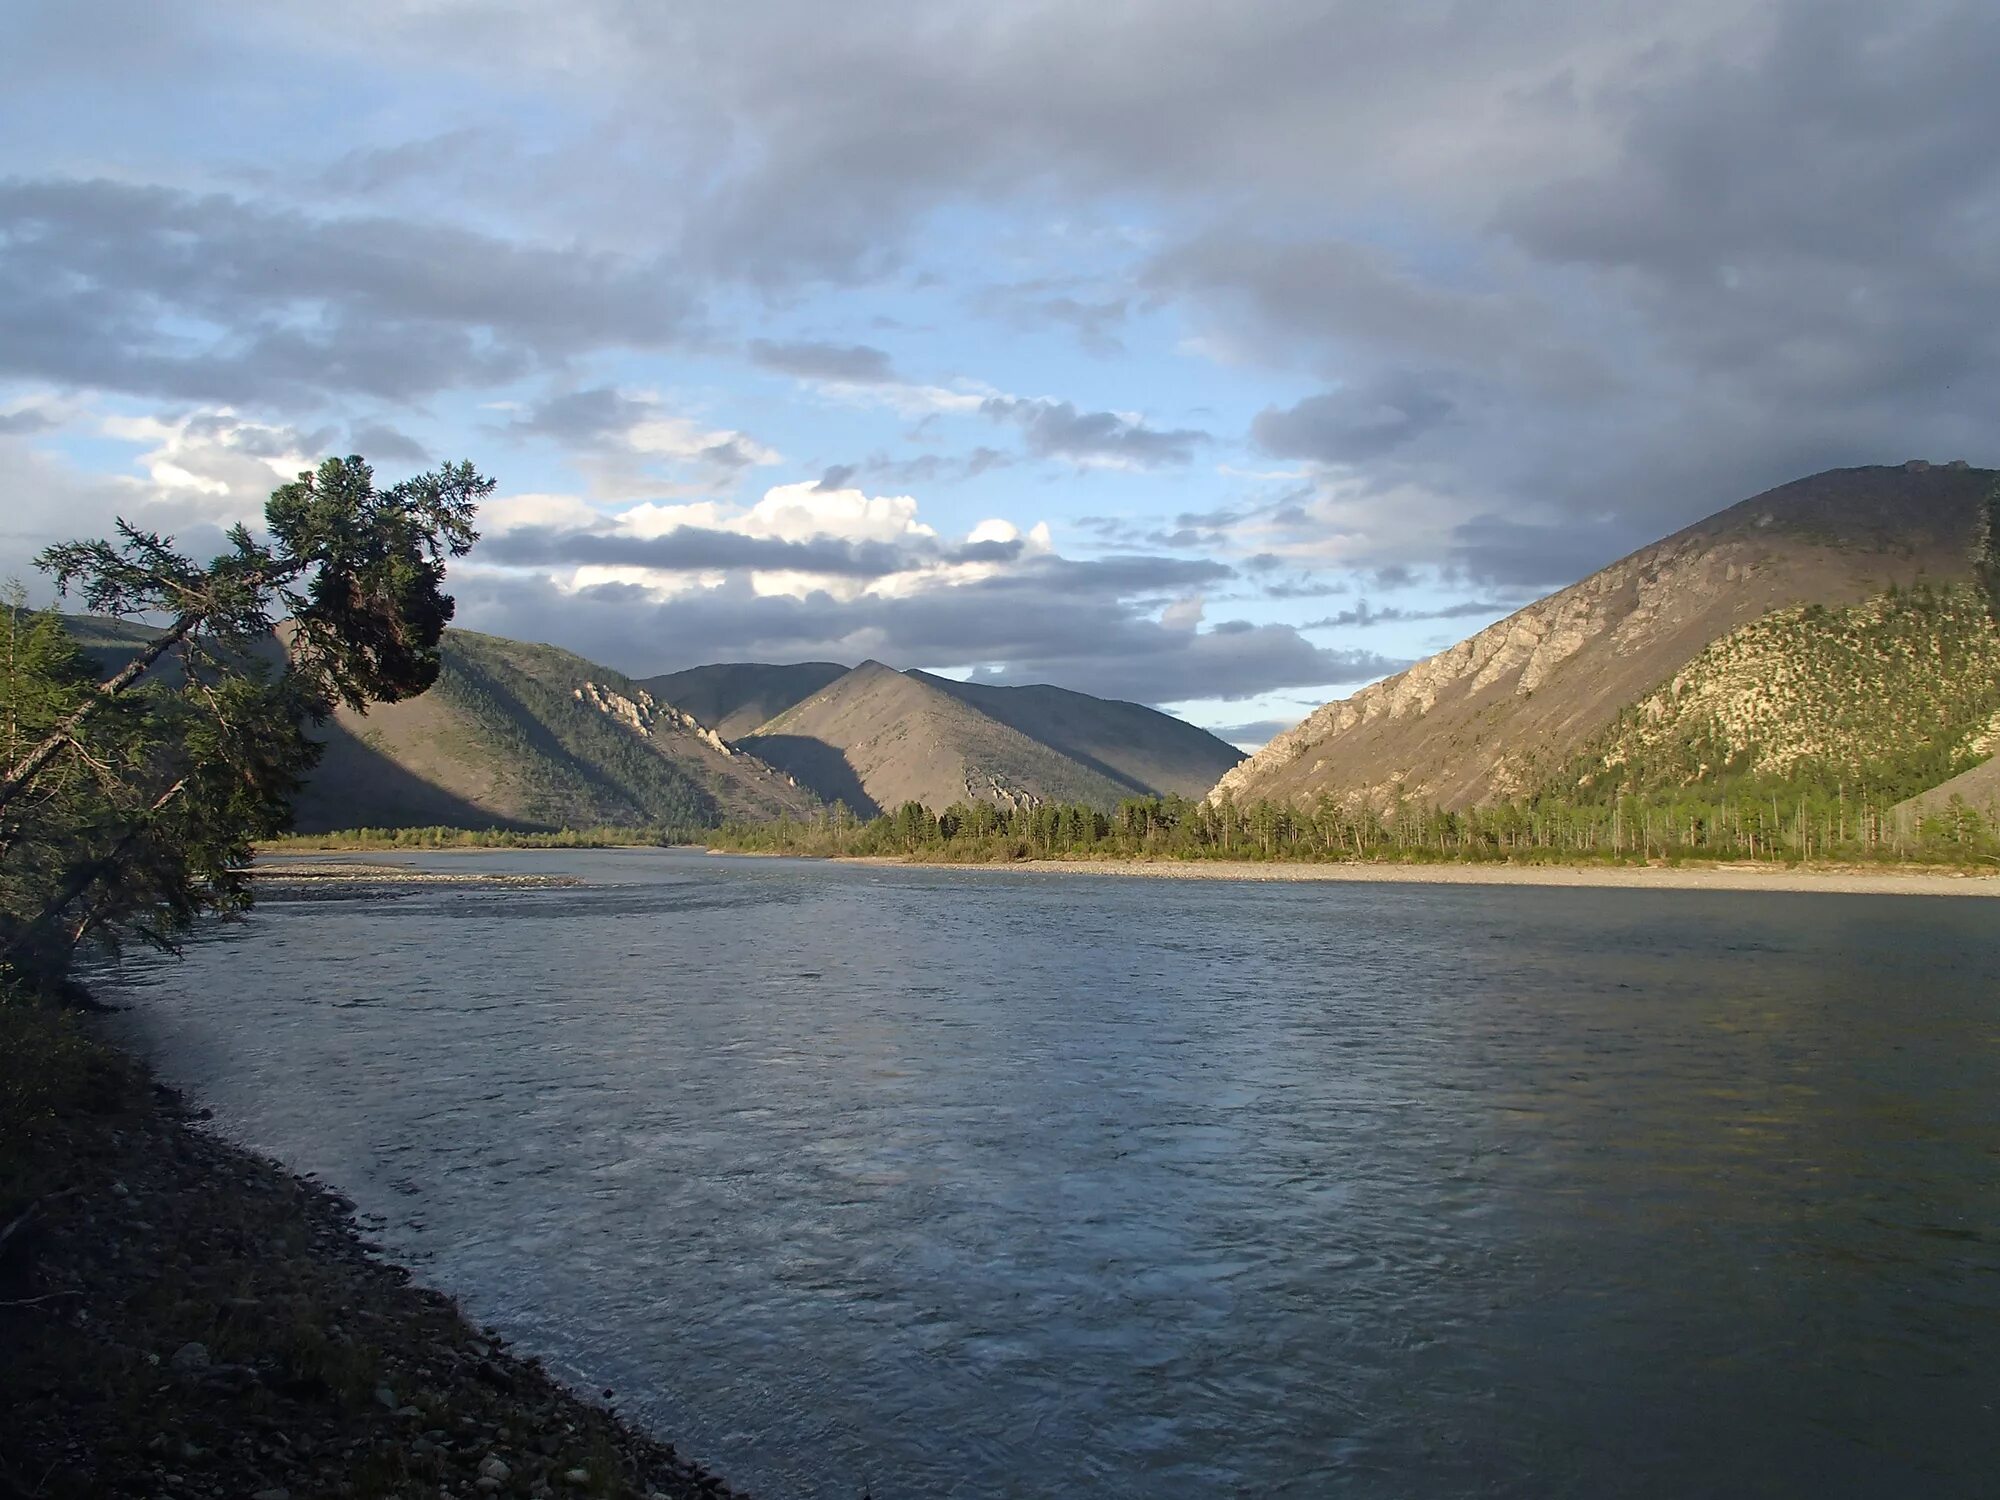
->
xmin=708 ymin=784 xmax=1998 ymax=866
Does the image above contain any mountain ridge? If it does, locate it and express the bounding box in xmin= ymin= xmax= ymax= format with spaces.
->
xmin=1213 ymin=463 xmax=1998 ymax=812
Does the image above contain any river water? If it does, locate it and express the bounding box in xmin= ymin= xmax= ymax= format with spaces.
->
xmin=106 ymin=851 xmax=1999 ymax=1497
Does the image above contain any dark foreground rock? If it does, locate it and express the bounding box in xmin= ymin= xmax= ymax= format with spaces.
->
xmin=0 ymin=1004 xmax=745 ymax=1500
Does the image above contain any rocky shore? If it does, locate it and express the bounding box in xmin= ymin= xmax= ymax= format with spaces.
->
xmin=0 ymin=1005 xmax=744 ymax=1500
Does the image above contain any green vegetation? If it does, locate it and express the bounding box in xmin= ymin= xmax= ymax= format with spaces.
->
xmin=709 ymin=573 xmax=2000 ymax=869
xmin=260 ymin=824 xmax=689 ymax=852
xmin=1 ymin=455 xmax=486 ymax=998
xmin=1554 ymin=582 xmax=2000 ymax=805
xmin=713 ymin=782 xmax=1999 ymax=868
xmin=430 ymin=632 xmax=727 ymax=827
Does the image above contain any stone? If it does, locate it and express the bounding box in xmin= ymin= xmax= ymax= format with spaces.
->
xmin=168 ymin=1341 xmax=210 ymax=1372
xmin=477 ymin=1482 xmax=501 ymax=1495
xmin=374 ymin=1385 xmax=398 ymax=1410
xmin=479 ymin=1456 xmax=512 ymax=1482
xmin=250 ymin=1489 xmax=290 ymax=1500
xmin=565 ymin=1469 xmax=591 ymax=1485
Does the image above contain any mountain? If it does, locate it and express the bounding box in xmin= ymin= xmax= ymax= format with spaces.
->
xmin=637 ymin=661 xmax=848 ymax=739
xmin=293 ymin=630 xmax=818 ymax=832
xmin=909 ymin=672 xmax=1243 ymax=799
xmin=1897 ymin=754 xmax=2000 ymax=829
xmin=1554 ymin=582 xmax=2000 ymax=804
xmin=1213 ymin=462 xmax=1999 ymax=812
xmin=53 ymin=616 xmax=818 ymax=830
xmin=730 ymin=660 xmax=1244 ymax=817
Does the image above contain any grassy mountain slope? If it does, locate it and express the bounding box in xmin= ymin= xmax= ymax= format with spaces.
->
xmin=1554 ymin=583 xmax=2000 ymax=803
xmin=639 ymin=661 xmax=848 ymax=739
xmin=294 ymin=631 xmax=819 ymax=832
xmin=1213 ymin=462 xmax=1997 ymax=812
xmin=738 ymin=661 xmax=1139 ymax=817
xmin=911 ymin=671 xmax=1244 ymax=798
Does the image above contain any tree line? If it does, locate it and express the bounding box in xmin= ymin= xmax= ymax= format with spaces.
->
xmin=713 ymin=784 xmax=2000 ymax=865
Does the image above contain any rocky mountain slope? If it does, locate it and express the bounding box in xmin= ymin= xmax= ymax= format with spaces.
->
xmin=294 ymin=631 xmax=818 ymax=832
xmin=911 ymin=672 xmax=1243 ymax=800
xmin=638 ymin=661 xmax=848 ymax=739
xmin=1213 ymin=462 xmax=1998 ymax=812
xmin=729 ymin=660 xmax=1241 ymax=816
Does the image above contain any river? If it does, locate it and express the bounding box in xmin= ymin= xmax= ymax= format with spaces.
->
xmin=106 ymin=850 xmax=2000 ymax=1497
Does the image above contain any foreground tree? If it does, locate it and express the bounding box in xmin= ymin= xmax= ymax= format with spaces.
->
xmin=0 ymin=456 xmax=488 ymax=996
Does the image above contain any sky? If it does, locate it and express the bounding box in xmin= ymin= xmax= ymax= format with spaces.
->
xmin=2 ymin=2 xmax=1996 ymax=748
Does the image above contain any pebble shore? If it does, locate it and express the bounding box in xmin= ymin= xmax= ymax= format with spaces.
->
xmin=0 ymin=1018 xmax=745 ymax=1500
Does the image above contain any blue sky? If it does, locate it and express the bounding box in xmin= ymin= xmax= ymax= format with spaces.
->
xmin=3 ymin=1 xmax=1996 ymax=745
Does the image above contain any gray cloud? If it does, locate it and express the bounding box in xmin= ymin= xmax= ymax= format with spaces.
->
xmin=983 ymin=397 xmax=1207 ymax=469
xmin=479 ymin=527 xmax=1222 ymax=587
xmin=975 ymin=282 xmax=1129 ymax=355
xmin=749 ymin=338 xmax=898 ymax=383
xmin=10 ymin=0 xmax=2000 ymax=694
xmin=859 ymin=446 xmax=1014 ymax=486
xmin=1302 ymin=597 xmax=1525 ymax=629
xmin=0 ymin=408 xmax=57 ymax=435
xmin=0 ymin=177 xmax=694 ymax=405
xmin=346 ymin=421 xmax=429 ymax=465
xmin=1254 ymin=374 xmax=1458 ymax=463
xmin=480 ymin=524 xmax=925 ymax=579
xmin=508 ymin=387 xmax=656 ymax=445
xmin=1446 ymin=514 xmax=1640 ymax=590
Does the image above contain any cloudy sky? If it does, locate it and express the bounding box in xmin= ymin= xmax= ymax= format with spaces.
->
xmin=3 ymin=1 xmax=1995 ymax=746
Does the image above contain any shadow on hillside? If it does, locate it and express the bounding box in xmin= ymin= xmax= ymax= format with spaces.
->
xmin=736 ymin=735 xmax=881 ymax=819
xmin=292 ymin=722 xmax=534 ymax=834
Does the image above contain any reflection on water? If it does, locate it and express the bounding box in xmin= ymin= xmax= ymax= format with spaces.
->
xmin=108 ymin=852 xmax=2000 ymax=1497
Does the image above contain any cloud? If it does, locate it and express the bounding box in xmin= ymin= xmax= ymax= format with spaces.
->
xmin=507 ymin=387 xmax=657 ymax=445
xmin=859 ymin=447 xmax=1014 ymax=486
xmin=1302 ymin=597 xmax=1525 ymax=629
xmin=455 ymin=564 xmax=1395 ymax=707
xmin=502 ymin=385 xmax=778 ymax=494
xmin=480 ymin=524 xmax=925 ymax=579
xmin=749 ymin=339 xmax=898 ymax=383
xmin=1254 ymin=374 xmax=1459 ymax=463
xmin=452 ymin=473 xmax=1370 ymax=704
xmin=1444 ymin=514 xmax=1643 ymax=590
xmin=9 ymin=0 xmax=1999 ymax=705
xmin=974 ymin=281 xmax=1129 ymax=355
xmin=982 ymin=397 xmax=1208 ymax=469
xmin=346 ymin=422 xmax=429 ymax=465
xmin=0 ymin=177 xmax=695 ymax=405
xmin=0 ymin=406 xmax=56 ymax=436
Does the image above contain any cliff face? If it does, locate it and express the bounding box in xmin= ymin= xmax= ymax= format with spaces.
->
xmin=1212 ymin=464 xmax=1995 ymax=811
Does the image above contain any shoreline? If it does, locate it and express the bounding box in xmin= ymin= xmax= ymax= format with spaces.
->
xmin=820 ymin=853 xmax=2000 ymax=897
xmin=0 ymin=1006 xmax=742 ymax=1500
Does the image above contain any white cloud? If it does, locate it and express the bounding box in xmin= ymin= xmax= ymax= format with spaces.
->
xmin=484 ymin=477 xmax=1056 ymax=606
xmin=740 ymin=482 xmax=934 ymax=545
xmin=98 ymin=408 xmax=322 ymax=522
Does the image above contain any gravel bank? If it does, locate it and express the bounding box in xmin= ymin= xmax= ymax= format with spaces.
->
xmin=837 ymin=854 xmax=2000 ymax=897
xmin=0 ymin=1007 xmax=744 ymax=1500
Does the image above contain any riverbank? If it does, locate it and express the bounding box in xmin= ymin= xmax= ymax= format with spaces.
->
xmin=253 ymin=857 xmax=582 ymax=893
xmin=824 ymin=853 xmax=2000 ymax=896
xmin=0 ymin=1003 xmax=741 ymax=1500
